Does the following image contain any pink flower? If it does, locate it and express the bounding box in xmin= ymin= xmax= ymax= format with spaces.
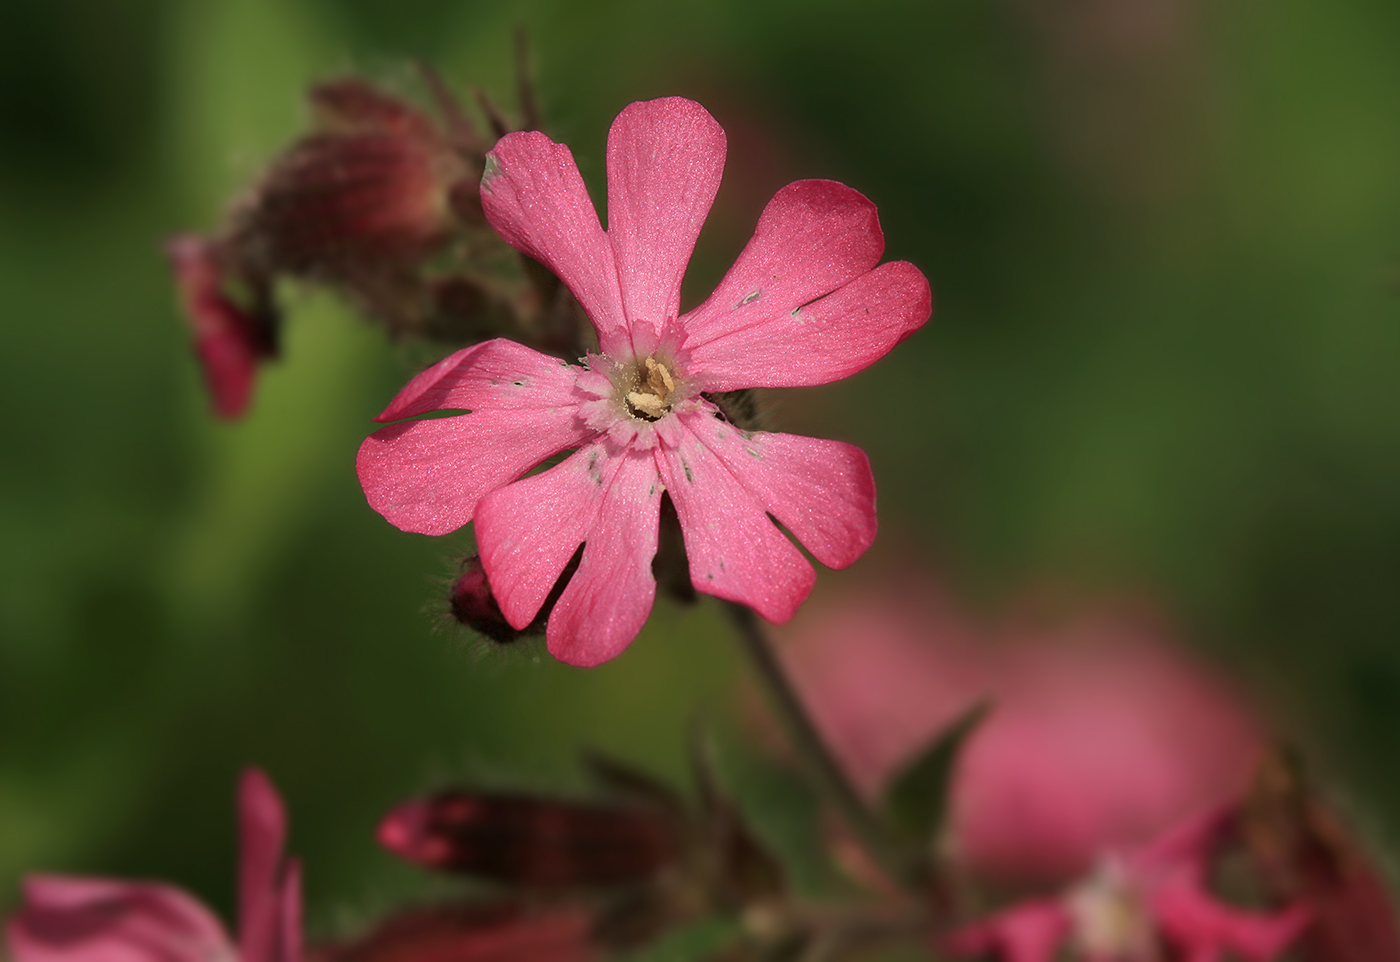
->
xmin=166 ymin=236 xmax=278 ymax=420
xmin=945 ymin=806 xmax=1312 ymax=962
xmin=7 ymin=770 xmax=301 ymax=962
xmin=357 ymin=97 xmax=931 ymax=666
xmin=778 ymin=579 xmax=1264 ymax=885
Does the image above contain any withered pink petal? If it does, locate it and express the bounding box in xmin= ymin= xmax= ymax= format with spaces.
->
xmin=479 ymin=132 xmax=628 ymax=354
xmin=545 ymin=450 xmax=663 ymax=666
xmin=681 ymin=180 xmax=883 ymax=348
xmin=374 ymin=340 xmax=580 ymax=422
xmin=688 ymin=260 xmax=932 ymax=391
xmin=237 ymin=769 xmax=286 ymax=962
xmin=944 ymin=899 xmax=1070 ymax=962
xmin=691 ymin=422 xmax=876 ymax=569
xmin=657 ymin=412 xmax=814 ymax=623
xmin=358 ymin=406 xmax=591 ymax=536
xmin=605 ymin=98 xmax=725 ymax=348
xmin=7 ymin=876 xmax=233 ymax=962
xmin=474 ymin=445 xmax=611 ymax=630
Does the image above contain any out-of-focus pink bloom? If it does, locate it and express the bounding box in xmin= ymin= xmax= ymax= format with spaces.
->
xmin=945 ymin=807 xmax=1312 ymax=962
xmin=357 ymin=97 xmax=931 ymax=667
xmin=779 ymin=581 xmax=1264 ymax=885
xmin=7 ymin=770 xmax=301 ymax=962
xmin=166 ymin=236 xmax=278 ymax=420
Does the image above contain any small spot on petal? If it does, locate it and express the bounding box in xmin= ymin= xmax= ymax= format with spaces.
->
xmin=682 ymin=459 xmax=694 ymax=483
xmin=737 ymin=289 xmax=762 ymax=308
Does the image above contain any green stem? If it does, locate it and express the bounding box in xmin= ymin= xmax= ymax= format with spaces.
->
xmin=723 ymin=601 xmax=906 ymax=887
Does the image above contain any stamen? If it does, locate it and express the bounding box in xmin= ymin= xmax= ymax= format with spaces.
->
xmin=624 ymin=357 xmax=678 ymax=421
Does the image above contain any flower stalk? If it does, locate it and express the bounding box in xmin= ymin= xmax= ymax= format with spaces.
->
xmin=724 ymin=600 xmax=910 ymax=892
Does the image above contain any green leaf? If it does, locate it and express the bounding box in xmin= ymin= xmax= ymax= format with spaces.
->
xmin=619 ymin=917 xmax=743 ymax=962
xmin=881 ymin=700 xmax=990 ymax=845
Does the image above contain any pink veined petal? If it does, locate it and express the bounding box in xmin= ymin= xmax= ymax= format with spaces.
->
xmin=237 ymin=769 xmax=286 ymax=962
xmin=687 ymin=260 xmax=932 ymax=391
xmin=680 ymin=180 xmax=884 ymax=348
xmin=657 ymin=411 xmax=815 ymax=623
xmin=358 ymin=404 xmax=591 ymax=536
xmin=690 ymin=421 xmax=876 ymax=570
xmin=944 ymin=900 xmax=1070 ymax=962
xmin=373 ymin=340 xmax=581 ymax=421
xmin=480 ymin=131 xmax=628 ymax=354
xmin=545 ymin=449 xmax=664 ymax=667
xmin=7 ymin=877 xmax=233 ymax=962
xmin=604 ymin=98 xmax=725 ymax=348
xmin=474 ymin=444 xmax=613 ymax=631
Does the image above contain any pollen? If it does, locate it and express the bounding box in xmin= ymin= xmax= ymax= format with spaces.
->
xmin=625 ymin=357 xmax=677 ymax=421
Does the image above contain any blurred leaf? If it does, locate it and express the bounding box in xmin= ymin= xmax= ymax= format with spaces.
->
xmin=690 ymin=727 xmax=786 ymax=904
xmin=881 ymin=701 xmax=989 ymax=846
xmin=581 ymin=749 xmax=687 ymax=816
xmin=619 ymin=917 xmax=743 ymax=962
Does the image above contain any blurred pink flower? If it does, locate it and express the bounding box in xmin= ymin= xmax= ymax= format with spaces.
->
xmin=946 ymin=806 xmax=1311 ymax=962
xmin=7 ymin=770 xmax=300 ymax=962
xmin=165 ymin=236 xmax=278 ymax=420
xmin=779 ymin=580 xmax=1264 ymax=885
xmin=358 ymin=97 xmax=931 ymax=667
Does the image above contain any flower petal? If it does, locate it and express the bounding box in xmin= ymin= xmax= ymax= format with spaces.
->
xmin=604 ymin=98 xmax=725 ymax=345
xmin=681 ymin=180 xmax=883 ymax=349
xmin=374 ymin=340 xmax=581 ymax=422
xmin=1153 ymin=877 xmax=1311 ymax=962
xmin=480 ymin=131 xmax=628 ymax=354
xmin=689 ymin=422 xmax=876 ymax=569
xmin=274 ymin=862 xmax=300 ymax=962
xmin=7 ymin=876 xmax=233 ymax=962
xmin=474 ymin=445 xmax=610 ymax=631
xmin=546 ymin=450 xmax=663 ymax=666
xmin=657 ymin=412 xmax=814 ymax=623
xmin=687 ymin=260 xmax=932 ymax=391
xmin=358 ymin=405 xmax=591 ymax=537
xmin=944 ymin=899 xmax=1070 ymax=962
xmin=237 ymin=769 xmax=287 ymax=962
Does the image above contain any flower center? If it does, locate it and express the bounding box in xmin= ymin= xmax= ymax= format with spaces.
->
xmin=624 ymin=356 xmax=677 ymax=421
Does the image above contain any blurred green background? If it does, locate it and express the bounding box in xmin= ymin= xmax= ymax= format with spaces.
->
xmin=2 ymin=0 xmax=1398 ymax=934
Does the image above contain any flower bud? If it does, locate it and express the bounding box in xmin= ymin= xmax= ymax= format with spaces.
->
xmin=377 ymin=791 xmax=684 ymax=889
xmin=450 ymin=556 xmax=525 ymax=644
xmin=165 ymin=234 xmax=278 ymax=419
xmin=231 ymin=79 xmax=472 ymax=282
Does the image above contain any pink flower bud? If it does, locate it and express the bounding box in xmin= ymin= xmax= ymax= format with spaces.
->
xmin=377 ymin=791 xmax=683 ymax=889
xmin=233 ymin=80 xmax=471 ymax=281
xmin=165 ymin=235 xmax=278 ymax=420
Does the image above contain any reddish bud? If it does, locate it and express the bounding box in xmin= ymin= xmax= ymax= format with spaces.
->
xmin=233 ymin=80 xmax=471 ymax=281
xmin=450 ymin=551 xmax=582 ymax=645
xmin=450 ymin=556 xmax=524 ymax=644
xmin=165 ymin=235 xmax=278 ymax=419
xmin=378 ymin=792 xmax=683 ymax=889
